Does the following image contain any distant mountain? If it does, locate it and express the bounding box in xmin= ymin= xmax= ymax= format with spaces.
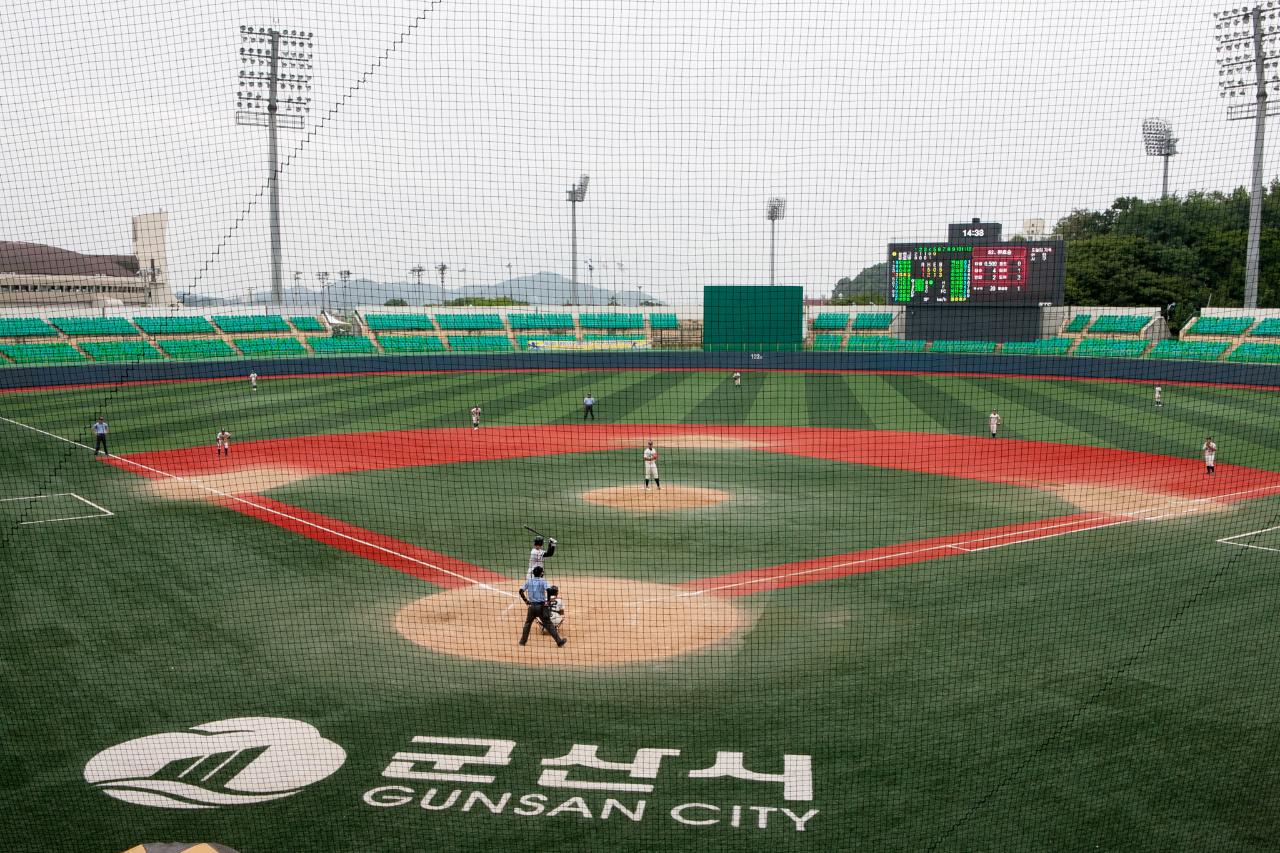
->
xmin=184 ymin=272 xmax=661 ymax=309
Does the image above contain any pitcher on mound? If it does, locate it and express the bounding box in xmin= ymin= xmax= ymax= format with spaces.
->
xmin=644 ymin=441 xmax=661 ymax=490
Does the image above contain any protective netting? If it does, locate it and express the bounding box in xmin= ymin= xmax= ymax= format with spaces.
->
xmin=3 ymin=3 xmax=1280 ymax=852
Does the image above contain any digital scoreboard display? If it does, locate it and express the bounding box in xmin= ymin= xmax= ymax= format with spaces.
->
xmin=888 ymin=240 xmax=1065 ymax=305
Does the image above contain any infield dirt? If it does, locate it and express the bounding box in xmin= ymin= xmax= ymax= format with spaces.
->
xmin=581 ymin=484 xmax=731 ymax=511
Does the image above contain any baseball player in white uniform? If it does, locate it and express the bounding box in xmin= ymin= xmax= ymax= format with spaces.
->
xmin=1203 ymin=437 xmax=1217 ymax=475
xmin=1154 ymin=385 xmax=1163 ymax=408
xmin=643 ymin=441 xmax=661 ymax=490
xmin=732 ymin=371 xmax=742 ymax=387
xmin=988 ymin=410 xmax=1002 ymax=438
xmin=470 ymin=405 xmax=482 ymax=430
xmin=249 ymin=371 xmax=258 ymax=391
xmin=527 ymin=535 xmax=557 ymax=578
xmin=215 ymin=428 xmax=232 ymax=456
xmin=540 ymin=585 xmax=566 ymax=635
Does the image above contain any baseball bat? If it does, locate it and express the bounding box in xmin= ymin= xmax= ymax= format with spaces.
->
xmin=523 ymin=525 xmax=545 ymax=538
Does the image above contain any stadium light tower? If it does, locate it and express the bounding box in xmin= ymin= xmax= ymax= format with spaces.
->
xmin=766 ymin=198 xmax=786 ymax=287
xmin=1142 ymin=119 xmax=1178 ymax=199
xmin=237 ymin=26 xmax=314 ymax=306
xmin=1215 ymin=4 xmax=1280 ymax=308
xmin=567 ymin=175 xmax=589 ymax=305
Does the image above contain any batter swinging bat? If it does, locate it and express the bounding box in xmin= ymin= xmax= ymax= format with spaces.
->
xmin=523 ymin=525 xmax=545 ymax=538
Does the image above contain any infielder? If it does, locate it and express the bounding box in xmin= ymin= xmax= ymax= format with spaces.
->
xmin=215 ymin=428 xmax=232 ymax=456
xmin=1203 ymin=437 xmax=1217 ymax=475
xmin=988 ymin=410 xmax=1002 ymax=438
xmin=644 ymin=440 xmax=661 ymax=490
xmin=518 ymin=566 xmax=566 ymax=647
xmin=1154 ymin=385 xmax=1163 ymax=408
xmin=470 ymin=405 xmax=482 ymax=430
xmin=527 ymin=535 xmax=557 ymax=578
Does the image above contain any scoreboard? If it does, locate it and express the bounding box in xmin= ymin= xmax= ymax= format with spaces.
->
xmin=888 ymin=240 xmax=1065 ymax=306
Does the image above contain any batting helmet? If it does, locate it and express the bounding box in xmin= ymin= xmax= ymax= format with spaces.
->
xmin=547 ymin=586 xmax=558 ymax=596
xmin=534 ymin=536 xmax=544 ymax=547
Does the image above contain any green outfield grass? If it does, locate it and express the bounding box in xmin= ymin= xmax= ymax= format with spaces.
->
xmin=3 ymin=369 xmax=1280 ymax=852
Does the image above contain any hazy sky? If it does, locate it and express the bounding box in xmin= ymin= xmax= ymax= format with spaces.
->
xmin=0 ymin=0 xmax=1262 ymax=302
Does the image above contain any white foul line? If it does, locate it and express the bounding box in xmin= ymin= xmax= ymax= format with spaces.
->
xmin=1216 ymin=525 xmax=1280 ymax=554
xmin=1 ymin=491 xmax=115 ymax=525
xmin=0 ymin=415 xmax=516 ymax=598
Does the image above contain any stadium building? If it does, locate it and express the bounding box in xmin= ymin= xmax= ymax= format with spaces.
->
xmin=0 ymin=212 xmax=175 ymax=308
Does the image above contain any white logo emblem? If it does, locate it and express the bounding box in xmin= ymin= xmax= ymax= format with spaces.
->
xmin=84 ymin=717 xmax=346 ymax=809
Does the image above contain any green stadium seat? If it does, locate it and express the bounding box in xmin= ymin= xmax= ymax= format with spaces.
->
xmin=1088 ymin=315 xmax=1151 ymax=334
xmin=515 ymin=334 xmax=578 ymax=350
xmin=999 ymin=338 xmax=1074 ymax=356
xmin=850 ymin=313 xmax=894 ymax=331
xmin=0 ymin=343 xmax=87 ymax=364
xmin=289 ymin=315 xmax=326 ymax=332
xmin=213 ymin=315 xmax=292 ymax=334
xmin=0 ymin=318 xmax=58 ymax=337
xmin=376 ymin=335 xmax=448 ymax=353
xmin=647 ymin=313 xmax=679 ymax=329
xmin=1063 ymin=313 xmax=1092 ymax=333
xmin=582 ymin=333 xmax=645 ymax=341
xmin=1185 ymin=316 xmax=1253 ymax=336
xmin=1072 ymin=338 xmax=1150 ymax=358
xmin=1246 ymin=318 xmax=1280 ymax=337
xmin=363 ymin=313 xmax=436 ymax=332
xmin=447 ymin=335 xmax=514 ymax=352
xmin=80 ymin=341 xmax=164 ymax=362
xmin=1227 ymin=342 xmax=1280 ymax=363
xmin=845 ymin=336 xmax=927 ymax=352
xmin=433 ymin=314 xmax=504 ymax=331
xmin=156 ymin=339 xmax=238 ymax=360
xmin=49 ymin=317 xmax=139 ymax=336
xmin=929 ymin=340 xmax=998 ymax=354
xmin=579 ymin=312 xmax=644 ymax=330
xmin=307 ymin=336 xmax=378 ymax=355
xmin=1146 ymin=340 xmax=1229 ymax=361
xmin=508 ymin=313 xmax=575 ymax=330
xmin=132 ymin=316 xmax=216 ymax=335
xmin=811 ymin=334 xmax=844 ymax=351
xmin=812 ymin=313 xmax=850 ymax=331
xmin=233 ymin=337 xmax=307 ymax=357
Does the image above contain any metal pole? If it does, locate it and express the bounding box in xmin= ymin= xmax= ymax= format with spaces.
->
xmin=1246 ymin=6 xmax=1266 ymax=309
xmin=570 ymin=198 xmax=578 ymax=305
xmin=769 ymin=218 xmax=776 ymax=287
xmin=1162 ymin=155 xmax=1170 ymax=200
xmin=267 ymin=30 xmax=283 ymax=307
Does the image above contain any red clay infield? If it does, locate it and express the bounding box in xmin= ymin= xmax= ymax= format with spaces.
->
xmin=108 ymin=425 xmax=1280 ymax=597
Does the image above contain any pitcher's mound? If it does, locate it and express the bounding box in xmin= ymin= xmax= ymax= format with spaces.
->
xmin=395 ymin=576 xmax=753 ymax=667
xmin=581 ymin=484 xmax=730 ymax=512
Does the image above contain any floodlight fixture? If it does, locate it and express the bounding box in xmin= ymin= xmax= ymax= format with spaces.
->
xmin=1142 ymin=118 xmax=1178 ymax=198
xmin=766 ymin=197 xmax=787 ymax=221
xmin=237 ymin=24 xmax=314 ymax=306
xmin=766 ymin=197 xmax=787 ymax=286
xmin=567 ymin=174 xmax=590 ymax=303
xmin=1214 ymin=4 xmax=1279 ymax=307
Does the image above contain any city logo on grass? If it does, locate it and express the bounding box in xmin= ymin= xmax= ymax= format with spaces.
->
xmin=85 ymin=717 xmax=346 ymax=809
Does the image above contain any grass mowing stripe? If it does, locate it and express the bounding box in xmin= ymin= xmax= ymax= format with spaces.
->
xmin=804 ymin=373 xmax=876 ymax=429
xmin=858 ymin=374 xmax=946 ymax=432
xmin=880 ymin=374 xmax=988 ymax=436
xmin=958 ymin=377 xmax=1104 ymax=447
xmin=745 ymin=371 xmax=809 ymax=425
xmin=419 ymin=371 xmax=577 ymax=427
xmin=548 ymin=370 xmax=674 ymax=424
xmin=628 ymin=371 xmax=724 ymax=423
xmin=530 ymin=370 xmax=651 ymax=423
xmin=681 ymin=372 xmax=764 ymax=424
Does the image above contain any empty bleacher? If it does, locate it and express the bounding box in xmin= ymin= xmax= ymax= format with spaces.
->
xmin=579 ymin=312 xmax=644 ymax=330
xmin=1087 ymin=315 xmax=1151 ymax=335
xmin=812 ymin=313 xmax=850 ymax=331
xmin=1072 ymin=338 xmax=1150 ymax=358
xmin=1063 ymin=313 xmax=1092 ymax=333
xmin=50 ymin=317 xmax=139 ymax=336
xmin=1185 ymin=316 xmax=1254 ymax=337
xmin=447 ymin=335 xmax=514 ymax=352
xmin=364 ymin=313 xmax=436 ymax=332
xmin=844 ymin=336 xmax=927 ymax=352
xmin=508 ymin=313 xmax=574 ymax=330
xmin=233 ymin=337 xmax=308 ymax=357
xmin=999 ymin=338 xmax=1074 ymax=356
xmin=377 ymin=335 xmax=447 ymax=354
xmin=212 ymin=315 xmax=292 ymax=334
xmin=1227 ymin=342 xmax=1280 ymax=363
xmin=0 ymin=342 xmax=87 ymax=364
xmin=1146 ymin=340 xmax=1230 ymax=361
xmin=132 ymin=316 xmax=217 ymax=335
xmin=1247 ymin=318 xmax=1280 ymax=337
xmin=155 ymin=339 xmax=238 ymax=360
xmin=289 ymin=316 xmax=326 ymax=332
xmin=434 ymin=314 xmax=504 ymax=331
xmin=811 ymin=334 xmax=844 ymax=351
xmin=516 ymin=334 xmax=577 ymax=350
xmin=307 ymin=336 xmax=378 ymax=356
xmin=850 ymin=313 xmax=894 ymax=331
xmin=80 ymin=341 xmax=165 ymax=362
xmin=648 ymin=313 xmax=679 ymax=329
xmin=0 ymin=318 xmax=59 ymax=337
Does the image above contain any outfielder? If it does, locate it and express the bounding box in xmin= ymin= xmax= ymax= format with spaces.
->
xmin=215 ymin=428 xmax=232 ymax=456
xmin=988 ymin=410 xmax=1002 ymax=438
xmin=644 ymin=440 xmax=661 ymax=490
xmin=527 ymin=535 xmax=557 ymax=578
xmin=1203 ymin=437 xmax=1217 ymax=475
xmin=470 ymin=405 xmax=482 ymax=430
xmin=249 ymin=371 xmax=258 ymax=391
xmin=1154 ymin=385 xmax=1163 ymax=409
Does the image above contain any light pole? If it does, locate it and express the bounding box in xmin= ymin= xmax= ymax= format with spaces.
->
xmin=587 ymin=259 xmax=595 ymax=302
xmin=1142 ymin=119 xmax=1178 ymax=199
xmin=436 ymin=263 xmax=448 ymax=305
xmin=339 ymin=269 xmax=351 ymax=309
xmin=506 ymin=262 xmax=514 ymax=302
xmin=566 ymin=175 xmax=589 ymax=304
xmin=316 ymin=271 xmax=330 ymax=311
xmin=1215 ymin=4 xmax=1280 ymax=308
xmin=237 ymin=26 xmax=313 ymax=306
xmin=410 ymin=264 xmax=425 ymax=305
xmin=766 ymin=198 xmax=786 ymax=287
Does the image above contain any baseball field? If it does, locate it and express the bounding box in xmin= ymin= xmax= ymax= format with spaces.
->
xmin=3 ymin=366 xmax=1280 ymax=852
